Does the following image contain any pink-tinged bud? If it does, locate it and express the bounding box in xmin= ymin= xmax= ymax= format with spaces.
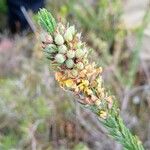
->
xmin=76 ymin=62 xmax=84 ymax=70
xmin=45 ymin=34 xmax=53 ymax=44
xmin=40 ymin=33 xmax=53 ymax=44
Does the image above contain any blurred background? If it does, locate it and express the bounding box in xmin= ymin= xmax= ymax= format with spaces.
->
xmin=0 ymin=0 xmax=150 ymax=150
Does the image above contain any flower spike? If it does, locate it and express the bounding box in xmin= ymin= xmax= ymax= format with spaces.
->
xmin=37 ymin=9 xmax=145 ymax=150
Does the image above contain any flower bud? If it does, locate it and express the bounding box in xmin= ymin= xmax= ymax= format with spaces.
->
xmin=45 ymin=44 xmax=57 ymax=53
xmin=55 ymin=54 xmax=66 ymax=63
xmin=57 ymin=23 xmax=65 ymax=34
xmin=58 ymin=45 xmax=67 ymax=54
xmin=75 ymin=49 xmax=85 ymax=58
xmin=67 ymin=50 xmax=75 ymax=59
xmin=64 ymin=30 xmax=73 ymax=41
xmin=76 ymin=62 xmax=84 ymax=70
xmin=71 ymin=69 xmax=78 ymax=77
xmin=65 ymin=59 xmax=74 ymax=68
xmin=45 ymin=34 xmax=53 ymax=44
xmin=40 ymin=33 xmax=53 ymax=44
xmin=54 ymin=34 xmax=64 ymax=45
xmin=67 ymin=26 xmax=75 ymax=35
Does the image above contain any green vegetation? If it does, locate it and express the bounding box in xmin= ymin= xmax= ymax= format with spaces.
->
xmin=0 ymin=0 xmax=7 ymax=13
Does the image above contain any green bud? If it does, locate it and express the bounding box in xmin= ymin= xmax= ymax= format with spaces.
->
xmin=67 ymin=26 xmax=75 ymax=35
xmin=64 ymin=30 xmax=73 ymax=41
xmin=55 ymin=34 xmax=64 ymax=45
xmin=76 ymin=62 xmax=84 ymax=70
xmin=55 ymin=54 xmax=66 ymax=63
xmin=45 ymin=44 xmax=57 ymax=53
xmin=75 ymin=49 xmax=85 ymax=58
xmin=71 ymin=69 xmax=78 ymax=77
xmin=67 ymin=50 xmax=75 ymax=59
xmin=65 ymin=59 xmax=74 ymax=68
xmin=58 ymin=45 xmax=67 ymax=54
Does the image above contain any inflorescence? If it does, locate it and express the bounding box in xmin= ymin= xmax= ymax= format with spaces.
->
xmin=39 ymin=9 xmax=114 ymax=120
xmin=37 ymin=9 xmax=145 ymax=150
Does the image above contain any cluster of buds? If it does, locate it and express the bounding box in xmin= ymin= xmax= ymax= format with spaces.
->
xmin=41 ymin=23 xmax=88 ymax=72
xmin=39 ymin=9 xmax=114 ymax=119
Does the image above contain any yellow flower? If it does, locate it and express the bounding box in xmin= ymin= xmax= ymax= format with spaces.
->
xmin=99 ymin=111 xmax=107 ymax=119
xmin=78 ymin=84 xmax=84 ymax=91
xmin=78 ymin=80 xmax=89 ymax=91
xmin=55 ymin=72 xmax=63 ymax=82
xmin=85 ymin=88 xmax=93 ymax=95
xmin=65 ymin=79 xmax=76 ymax=88
xmin=82 ymin=80 xmax=89 ymax=86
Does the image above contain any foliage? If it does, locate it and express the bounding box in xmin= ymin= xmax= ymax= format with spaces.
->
xmin=0 ymin=78 xmax=52 ymax=149
xmin=0 ymin=0 xmax=7 ymax=13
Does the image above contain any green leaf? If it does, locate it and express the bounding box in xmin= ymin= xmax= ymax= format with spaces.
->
xmin=38 ymin=8 xmax=56 ymax=33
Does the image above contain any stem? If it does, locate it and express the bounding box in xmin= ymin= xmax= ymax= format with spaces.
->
xmin=88 ymin=104 xmax=144 ymax=150
xmin=102 ymin=115 xmax=144 ymax=150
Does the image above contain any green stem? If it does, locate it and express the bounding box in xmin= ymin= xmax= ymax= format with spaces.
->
xmin=88 ymin=104 xmax=145 ymax=150
xmin=101 ymin=114 xmax=144 ymax=150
